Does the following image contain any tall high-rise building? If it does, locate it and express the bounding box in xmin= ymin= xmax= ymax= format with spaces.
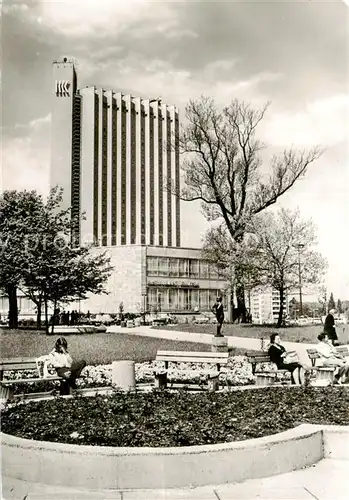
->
xmin=50 ymin=57 xmax=180 ymax=247
xmin=49 ymin=58 xmax=227 ymax=315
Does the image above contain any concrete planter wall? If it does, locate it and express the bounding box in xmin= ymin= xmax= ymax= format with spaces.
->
xmin=4 ymin=424 xmax=348 ymax=490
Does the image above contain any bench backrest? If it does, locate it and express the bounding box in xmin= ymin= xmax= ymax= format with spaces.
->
xmin=0 ymin=357 xmax=37 ymax=371
xmin=306 ymin=349 xmax=321 ymax=367
xmin=0 ymin=357 xmax=38 ymax=381
xmin=156 ymin=350 xmax=229 ymax=365
xmin=336 ymin=346 xmax=349 ymax=357
xmin=245 ymin=351 xmax=271 ymax=374
xmin=246 ymin=351 xmax=270 ymax=362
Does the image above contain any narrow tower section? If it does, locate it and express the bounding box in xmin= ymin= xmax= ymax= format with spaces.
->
xmin=50 ymin=58 xmax=80 ymax=240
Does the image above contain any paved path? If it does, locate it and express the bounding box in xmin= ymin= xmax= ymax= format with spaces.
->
xmin=108 ymin=325 xmax=316 ymax=365
xmin=3 ymin=459 xmax=348 ymax=499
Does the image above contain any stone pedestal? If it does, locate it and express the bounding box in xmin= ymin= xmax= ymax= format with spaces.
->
xmin=211 ymin=336 xmax=228 ymax=353
xmin=112 ymin=360 xmax=136 ymax=391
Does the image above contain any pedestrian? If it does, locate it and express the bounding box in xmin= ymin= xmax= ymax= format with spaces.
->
xmin=324 ymin=309 xmax=338 ymax=345
xmin=47 ymin=337 xmax=86 ymax=395
xmin=211 ymin=296 xmax=225 ymax=337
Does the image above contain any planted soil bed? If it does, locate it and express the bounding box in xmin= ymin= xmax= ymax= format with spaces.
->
xmin=2 ymin=387 xmax=349 ymax=447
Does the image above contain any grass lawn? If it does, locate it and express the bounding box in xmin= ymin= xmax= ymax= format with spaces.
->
xmin=156 ymin=323 xmax=349 ymax=345
xmin=2 ymin=387 xmax=348 ymax=447
xmin=0 ymin=328 xmax=248 ymax=365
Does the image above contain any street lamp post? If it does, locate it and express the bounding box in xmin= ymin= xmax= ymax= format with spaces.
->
xmin=294 ymin=243 xmax=305 ymax=316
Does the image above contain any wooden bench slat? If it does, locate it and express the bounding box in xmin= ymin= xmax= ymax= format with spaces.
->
xmin=2 ymin=377 xmax=62 ymax=385
xmin=0 ymin=357 xmax=36 ymax=365
xmin=156 ymin=351 xmax=228 ymax=358
xmin=0 ymin=362 xmax=37 ymax=370
xmin=156 ymin=356 xmax=228 ymax=364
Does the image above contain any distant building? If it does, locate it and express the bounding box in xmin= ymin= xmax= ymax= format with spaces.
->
xmin=250 ymin=287 xmax=288 ymax=324
xmin=48 ymin=57 xmax=227 ymax=315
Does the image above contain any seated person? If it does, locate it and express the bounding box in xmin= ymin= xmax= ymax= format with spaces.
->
xmin=316 ymin=333 xmax=349 ymax=384
xmin=48 ymin=337 xmax=86 ymax=395
xmin=268 ymin=333 xmax=306 ymax=385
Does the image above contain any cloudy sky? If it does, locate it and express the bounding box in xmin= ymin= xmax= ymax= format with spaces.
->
xmin=2 ymin=0 xmax=349 ymax=300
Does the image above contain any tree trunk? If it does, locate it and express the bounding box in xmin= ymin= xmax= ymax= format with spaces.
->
xmin=235 ymin=283 xmax=247 ymax=323
xmin=44 ymin=294 xmax=49 ymax=335
xmin=51 ymin=299 xmax=57 ymax=335
xmin=7 ymin=284 xmax=18 ymax=329
xmin=36 ymin=299 xmax=42 ymax=329
xmin=277 ymin=288 xmax=284 ymax=327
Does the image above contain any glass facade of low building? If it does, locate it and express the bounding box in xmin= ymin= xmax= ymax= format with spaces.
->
xmin=146 ymin=256 xmax=225 ymax=312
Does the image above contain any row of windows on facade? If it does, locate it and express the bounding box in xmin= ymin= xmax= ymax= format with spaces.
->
xmin=147 ymin=288 xmax=223 ymax=311
xmin=147 ymin=257 xmax=223 ymax=279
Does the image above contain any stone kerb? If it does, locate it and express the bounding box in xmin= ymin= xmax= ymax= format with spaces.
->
xmin=1 ymin=424 xmax=330 ymax=490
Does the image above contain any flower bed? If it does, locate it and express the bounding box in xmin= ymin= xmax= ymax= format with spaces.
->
xmin=4 ymin=355 xmax=257 ymax=394
xmin=2 ymin=387 xmax=349 ymax=447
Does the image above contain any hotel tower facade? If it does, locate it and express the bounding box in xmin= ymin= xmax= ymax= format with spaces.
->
xmin=49 ymin=58 xmax=227 ymax=315
xmin=50 ymin=58 xmax=180 ymax=248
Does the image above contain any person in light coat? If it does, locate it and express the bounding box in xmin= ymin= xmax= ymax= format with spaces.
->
xmin=48 ymin=337 xmax=86 ymax=395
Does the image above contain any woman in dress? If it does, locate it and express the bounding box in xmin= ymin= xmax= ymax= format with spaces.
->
xmin=268 ymin=333 xmax=306 ymax=385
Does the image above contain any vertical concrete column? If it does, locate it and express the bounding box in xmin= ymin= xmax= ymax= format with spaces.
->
xmin=112 ymin=361 xmax=136 ymax=391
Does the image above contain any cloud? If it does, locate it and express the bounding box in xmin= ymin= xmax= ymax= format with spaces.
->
xmin=264 ymin=93 xmax=349 ymax=147
xmin=35 ymin=0 xmax=196 ymax=40
xmin=2 ymin=114 xmax=51 ymax=195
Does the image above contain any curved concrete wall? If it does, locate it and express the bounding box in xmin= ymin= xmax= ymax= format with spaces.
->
xmin=1 ymin=424 xmax=330 ymax=490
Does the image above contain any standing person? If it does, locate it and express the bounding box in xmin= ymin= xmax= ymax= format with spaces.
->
xmin=268 ymin=333 xmax=306 ymax=385
xmin=212 ymin=296 xmax=224 ymax=337
xmin=48 ymin=337 xmax=86 ymax=395
xmin=316 ymin=333 xmax=349 ymax=384
xmin=324 ymin=309 xmax=338 ymax=345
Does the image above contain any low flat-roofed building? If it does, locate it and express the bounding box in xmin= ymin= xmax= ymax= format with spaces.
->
xmin=78 ymin=245 xmax=228 ymax=315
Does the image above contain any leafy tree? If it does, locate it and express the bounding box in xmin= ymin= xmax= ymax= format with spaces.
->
xmin=0 ymin=190 xmax=45 ymax=328
xmin=250 ymin=209 xmax=327 ymax=326
xmin=202 ymin=225 xmax=265 ymax=322
xmin=336 ymin=298 xmax=343 ymax=314
xmin=1 ymin=188 xmax=113 ymax=331
xmin=328 ymin=292 xmax=336 ymax=312
xmin=176 ymin=97 xmax=323 ymax=319
xmin=317 ymin=286 xmax=328 ymax=315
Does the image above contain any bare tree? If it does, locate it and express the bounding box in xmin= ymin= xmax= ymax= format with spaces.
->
xmin=175 ymin=97 xmax=323 ymax=318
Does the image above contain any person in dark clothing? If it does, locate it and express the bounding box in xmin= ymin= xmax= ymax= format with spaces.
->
xmin=212 ymin=297 xmax=225 ymax=337
xmin=324 ymin=309 xmax=338 ymax=345
xmin=268 ymin=333 xmax=306 ymax=385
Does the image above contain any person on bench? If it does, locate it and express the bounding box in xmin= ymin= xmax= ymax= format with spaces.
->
xmin=268 ymin=333 xmax=306 ymax=385
xmin=316 ymin=333 xmax=349 ymax=384
xmin=48 ymin=337 xmax=86 ymax=395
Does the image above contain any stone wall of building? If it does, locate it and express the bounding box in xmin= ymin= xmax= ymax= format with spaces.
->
xmin=79 ymin=246 xmax=145 ymax=314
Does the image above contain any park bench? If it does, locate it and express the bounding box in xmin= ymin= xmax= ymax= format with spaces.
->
xmin=335 ymin=346 xmax=349 ymax=357
xmin=154 ymin=350 xmax=229 ymax=391
xmin=306 ymin=349 xmax=337 ymax=385
xmin=245 ymin=351 xmax=290 ymax=386
xmin=152 ymin=317 xmax=169 ymax=327
xmin=1 ymin=357 xmax=69 ymax=402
